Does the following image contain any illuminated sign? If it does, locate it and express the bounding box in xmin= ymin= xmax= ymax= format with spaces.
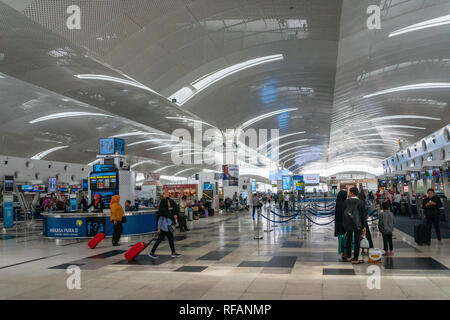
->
xmin=99 ymin=138 xmax=125 ymax=155
xmin=304 ymin=174 xmax=320 ymax=185
xmin=282 ymin=176 xmax=291 ymax=190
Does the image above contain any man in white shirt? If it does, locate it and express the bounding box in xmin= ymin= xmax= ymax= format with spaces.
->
xmin=392 ymin=192 xmax=402 ymax=215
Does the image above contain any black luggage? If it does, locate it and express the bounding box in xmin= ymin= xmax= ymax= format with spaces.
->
xmin=414 ymin=223 xmax=430 ymax=245
xmin=208 ymin=208 xmax=215 ymax=216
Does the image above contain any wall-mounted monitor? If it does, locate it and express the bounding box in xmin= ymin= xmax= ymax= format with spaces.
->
xmin=82 ymin=179 xmax=88 ymax=191
xmin=4 ymin=175 xmax=14 ymax=192
xmin=48 ymin=177 xmax=56 ymax=193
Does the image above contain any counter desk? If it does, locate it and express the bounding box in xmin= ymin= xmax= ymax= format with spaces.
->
xmin=42 ymin=209 xmax=157 ymax=239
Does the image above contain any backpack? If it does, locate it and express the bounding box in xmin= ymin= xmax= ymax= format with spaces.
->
xmin=343 ymin=202 xmax=361 ymax=232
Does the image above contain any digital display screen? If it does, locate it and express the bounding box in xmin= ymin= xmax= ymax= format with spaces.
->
xmin=292 ymin=175 xmax=305 ymax=190
xmin=82 ymin=179 xmax=88 ymax=191
xmin=21 ymin=185 xmax=34 ymax=192
xmin=4 ymin=175 xmax=14 ymax=192
xmin=49 ymin=177 xmax=56 ymax=193
xmin=59 ymin=186 xmax=69 ymax=193
xmin=20 ymin=185 xmax=46 ymax=192
xmin=71 ymin=186 xmax=80 ymax=192
xmin=251 ymin=180 xmax=256 ymax=192
xmin=114 ymin=138 xmax=125 ymax=155
xmin=282 ymin=176 xmax=291 ymax=190
xmin=90 ymin=172 xmax=118 ymax=191
xmin=99 ymin=138 xmax=115 ymax=155
xmin=99 ymin=138 xmax=125 ymax=155
xmin=93 ymin=164 xmax=115 ymax=172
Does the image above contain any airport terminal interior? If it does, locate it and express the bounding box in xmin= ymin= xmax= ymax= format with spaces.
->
xmin=1 ymin=0 xmax=450 ymax=300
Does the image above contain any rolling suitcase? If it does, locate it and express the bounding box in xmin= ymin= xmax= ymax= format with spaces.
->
xmin=208 ymin=208 xmax=215 ymax=216
xmin=414 ymin=223 xmax=431 ymax=245
xmin=124 ymin=235 xmax=158 ymax=262
xmin=88 ymin=233 xmax=105 ymax=249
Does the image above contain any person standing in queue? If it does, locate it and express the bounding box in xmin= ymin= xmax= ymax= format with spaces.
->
xmin=110 ymin=195 xmax=124 ymax=246
xmin=343 ymin=187 xmax=366 ymax=264
xmin=358 ymin=191 xmax=374 ymax=255
xmin=149 ymin=192 xmax=181 ymax=259
xmin=334 ymin=189 xmax=348 ymax=260
xmin=423 ymin=188 xmax=443 ymax=245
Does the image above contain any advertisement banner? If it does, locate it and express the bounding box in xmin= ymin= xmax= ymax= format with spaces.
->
xmin=282 ymin=176 xmax=291 ymax=190
xmin=292 ymin=175 xmax=305 ymax=190
xmin=3 ymin=195 xmax=13 ymax=228
xmin=45 ymin=217 xmax=86 ymax=237
xmin=304 ymin=174 xmax=320 ymax=185
xmin=223 ymin=165 xmax=239 ymax=187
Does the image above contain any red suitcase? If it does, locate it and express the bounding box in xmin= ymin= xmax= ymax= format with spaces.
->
xmin=88 ymin=233 xmax=105 ymax=249
xmin=124 ymin=236 xmax=158 ymax=262
xmin=124 ymin=241 xmax=147 ymax=262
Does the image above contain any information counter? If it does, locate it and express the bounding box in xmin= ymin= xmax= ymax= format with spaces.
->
xmin=43 ymin=209 xmax=157 ymax=239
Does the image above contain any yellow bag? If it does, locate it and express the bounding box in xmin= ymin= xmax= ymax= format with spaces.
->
xmin=368 ymin=248 xmax=382 ymax=263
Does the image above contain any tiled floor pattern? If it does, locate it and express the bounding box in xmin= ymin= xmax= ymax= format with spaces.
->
xmin=1 ymin=204 xmax=450 ymax=299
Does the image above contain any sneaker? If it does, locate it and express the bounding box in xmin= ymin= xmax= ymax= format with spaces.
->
xmin=112 ymin=243 xmax=119 ymax=246
xmin=148 ymin=252 xmax=158 ymax=259
xmin=171 ymin=252 xmax=181 ymax=258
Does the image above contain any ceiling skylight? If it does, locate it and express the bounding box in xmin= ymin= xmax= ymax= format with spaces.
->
xmin=389 ymin=14 xmax=450 ymax=38
xmin=29 ymin=112 xmax=114 ymax=123
xmin=74 ymin=74 xmax=162 ymax=97
xmin=31 ymin=146 xmax=68 ymax=160
xmin=363 ymin=83 xmax=450 ymax=98
xmin=169 ymin=54 xmax=284 ymax=105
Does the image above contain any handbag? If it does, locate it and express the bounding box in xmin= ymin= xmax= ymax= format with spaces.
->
xmin=121 ymin=215 xmax=127 ymax=223
xmin=360 ymin=237 xmax=370 ymax=249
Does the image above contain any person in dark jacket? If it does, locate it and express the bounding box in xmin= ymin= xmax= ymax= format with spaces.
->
xmin=343 ymin=187 xmax=366 ymax=264
xmin=358 ymin=191 xmax=374 ymax=254
xmin=334 ymin=190 xmax=348 ymax=259
xmin=423 ymin=189 xmax=443 ymax=244
xmin=87 ymin=194 xmax=104 ymax=213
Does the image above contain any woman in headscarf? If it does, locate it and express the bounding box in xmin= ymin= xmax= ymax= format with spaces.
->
xmin=87 ymin=193 xmax=104 ymax=213
xmin=334 ymin=189 xmax=348 ymax=260
xmin=110 ymin=195 xmax=124 ymax=246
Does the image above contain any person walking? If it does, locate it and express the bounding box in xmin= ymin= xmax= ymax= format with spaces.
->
xmin=148 ymin=192 xmax=181 ymax=258
xmin=423 ymin=188 xmax=443 ymax=245
xmin=379 ymin=201 xmax=395 ymax=256
xmin=110 ymin=195 xmax=124 ymax=246
xmin=342 ymin=187 xmax=366 ymax=264
xmin=334 ymin=189 xmax=348 ymax=260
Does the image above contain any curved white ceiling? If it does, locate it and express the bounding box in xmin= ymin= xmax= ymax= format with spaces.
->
xmin=0 ymin=0 xmax=449 ymax=178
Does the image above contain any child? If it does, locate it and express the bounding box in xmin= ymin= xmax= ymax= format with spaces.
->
xmin=379 ymin=201 xmax=395 ymax=256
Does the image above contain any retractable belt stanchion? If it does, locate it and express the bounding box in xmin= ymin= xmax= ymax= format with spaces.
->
xmin=253 ymin=209 xmax=263 ymax=240
xmin=264 ymin=205 xmax=273 ymax=233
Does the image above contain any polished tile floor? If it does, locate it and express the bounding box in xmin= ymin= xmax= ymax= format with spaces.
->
xmin=1 ymin=204 xmax=450 ymax=300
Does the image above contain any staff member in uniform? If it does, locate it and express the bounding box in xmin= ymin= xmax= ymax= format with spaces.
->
xmin=87 ymin=194 xmax=104 ymax=213
xmin=110 ymin=195 xmax=124 ymax=246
